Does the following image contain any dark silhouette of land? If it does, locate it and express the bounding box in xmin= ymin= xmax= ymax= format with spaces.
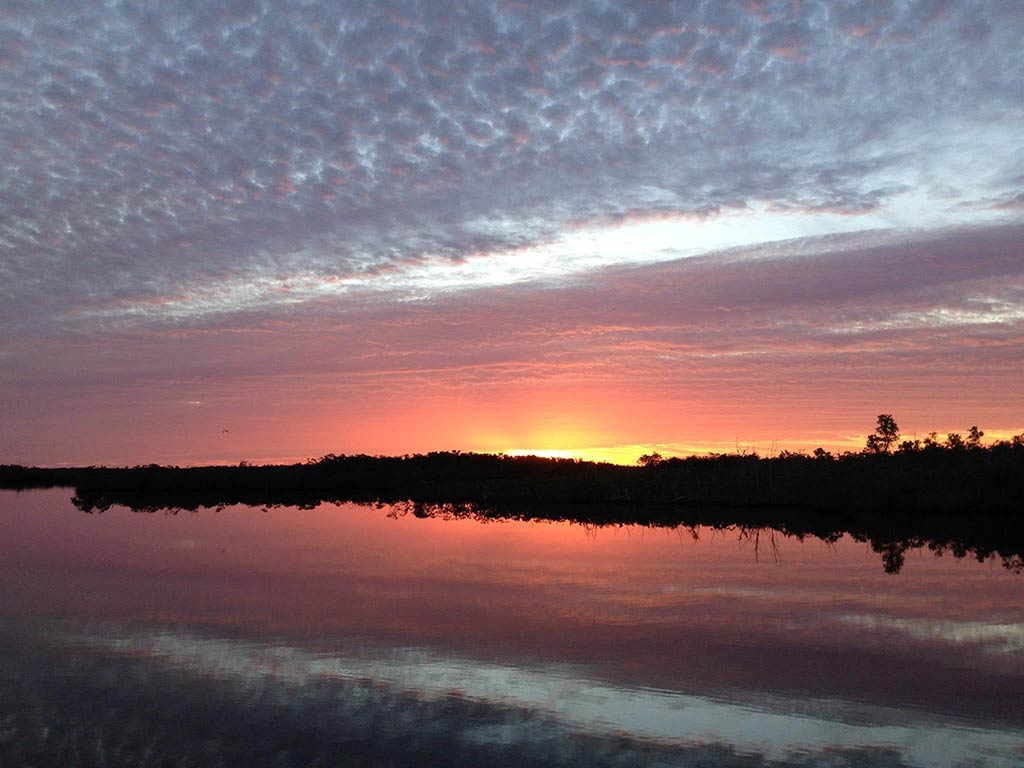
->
xmin=2 ymin=417 xmax=1022 ymax=574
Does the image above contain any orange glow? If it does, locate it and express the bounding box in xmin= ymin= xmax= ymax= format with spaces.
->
xmin=4 ymin=249 xmax=1023 ymax=468
xmin=19 ymin=371 xmax=1015 ymax=467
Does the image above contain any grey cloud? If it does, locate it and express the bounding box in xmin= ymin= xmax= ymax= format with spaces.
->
xmin=0 ymin=0 xmax=1022 ymax=334
xmin=10 ymin=225 xmax=1023 ymax=392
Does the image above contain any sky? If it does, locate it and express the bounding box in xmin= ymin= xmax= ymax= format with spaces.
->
xmin=1 ymin=0 xmax=1022 ymax=466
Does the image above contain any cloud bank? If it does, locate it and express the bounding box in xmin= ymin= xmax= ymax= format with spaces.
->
xmin=1 ymin=0 xmax=1022 ymax=328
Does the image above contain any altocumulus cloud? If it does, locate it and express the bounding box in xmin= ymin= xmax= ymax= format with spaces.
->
xmin=1 ymin=0 xmax=1023 ymax=332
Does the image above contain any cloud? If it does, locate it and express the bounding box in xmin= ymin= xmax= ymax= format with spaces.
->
xmin=3 ymin=225 xmax=1021 ymax=460
xmin=0 ymin=0 xmax=1021 ymax=336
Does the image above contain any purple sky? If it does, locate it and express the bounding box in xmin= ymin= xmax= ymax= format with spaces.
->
xmin=1 ymin=0 xmax=1022 ymax=464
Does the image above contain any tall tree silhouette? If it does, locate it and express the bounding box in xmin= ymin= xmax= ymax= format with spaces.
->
xmin=865 ymin=414 xmax=900 ymax=454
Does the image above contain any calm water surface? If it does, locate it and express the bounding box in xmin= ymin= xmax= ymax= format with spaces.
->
xmin=1 ymin=489 xmax=1022 ymax=766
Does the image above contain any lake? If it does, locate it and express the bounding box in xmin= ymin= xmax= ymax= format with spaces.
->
xmin=1 ymin=489 xmax=1022 ymax=767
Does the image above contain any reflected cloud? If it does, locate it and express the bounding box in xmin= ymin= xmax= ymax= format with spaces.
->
xmin=838 ymin=615 xmax=1024 ymax=655
xmin=8 ymin=625 xmax=1017 ymax=768
xmin=2 ymin=488 xmax=1023 ymax=764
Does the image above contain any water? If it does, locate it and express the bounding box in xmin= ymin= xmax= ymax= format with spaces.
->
xmin=1 ymin=489 xmax=1022 ymax=767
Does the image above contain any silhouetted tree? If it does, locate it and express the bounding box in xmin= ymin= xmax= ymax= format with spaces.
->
xmin=865 ymin=414 xmax=900 ymax=454
xmin=637 ymin=452 xmax=664 ymax=467
xmin=967 ymin=425 xmax=985 ymax=449
xmin=946 ymin=432 xmax=965 ymax=450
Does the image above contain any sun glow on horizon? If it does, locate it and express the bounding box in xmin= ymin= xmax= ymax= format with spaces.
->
xmin=499 ymin=443 xmax=721 ymax=466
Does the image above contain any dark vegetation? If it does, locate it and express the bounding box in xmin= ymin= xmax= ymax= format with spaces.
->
xmin=2 ymin=417 xmax=1022 ymax=574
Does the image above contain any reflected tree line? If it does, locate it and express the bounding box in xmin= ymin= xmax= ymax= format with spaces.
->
xmin=1 ymin=416 xmax=1021 ymax=574
xmin=378 ymin=499 xmax=1023 ymax=575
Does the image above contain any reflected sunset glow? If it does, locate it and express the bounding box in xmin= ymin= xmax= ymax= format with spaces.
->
xmin=2 ymin=490 xmax=1022 ymax=766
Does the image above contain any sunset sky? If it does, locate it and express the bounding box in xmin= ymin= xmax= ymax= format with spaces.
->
xmin=2 ymin=0 xmax=1022 ymax=466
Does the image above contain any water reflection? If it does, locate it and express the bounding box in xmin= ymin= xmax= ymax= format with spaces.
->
xmin=68 ymin=492 xmax=1024 ymax=576
xmin=1 ymin=490 xmax=1022 ymax=767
